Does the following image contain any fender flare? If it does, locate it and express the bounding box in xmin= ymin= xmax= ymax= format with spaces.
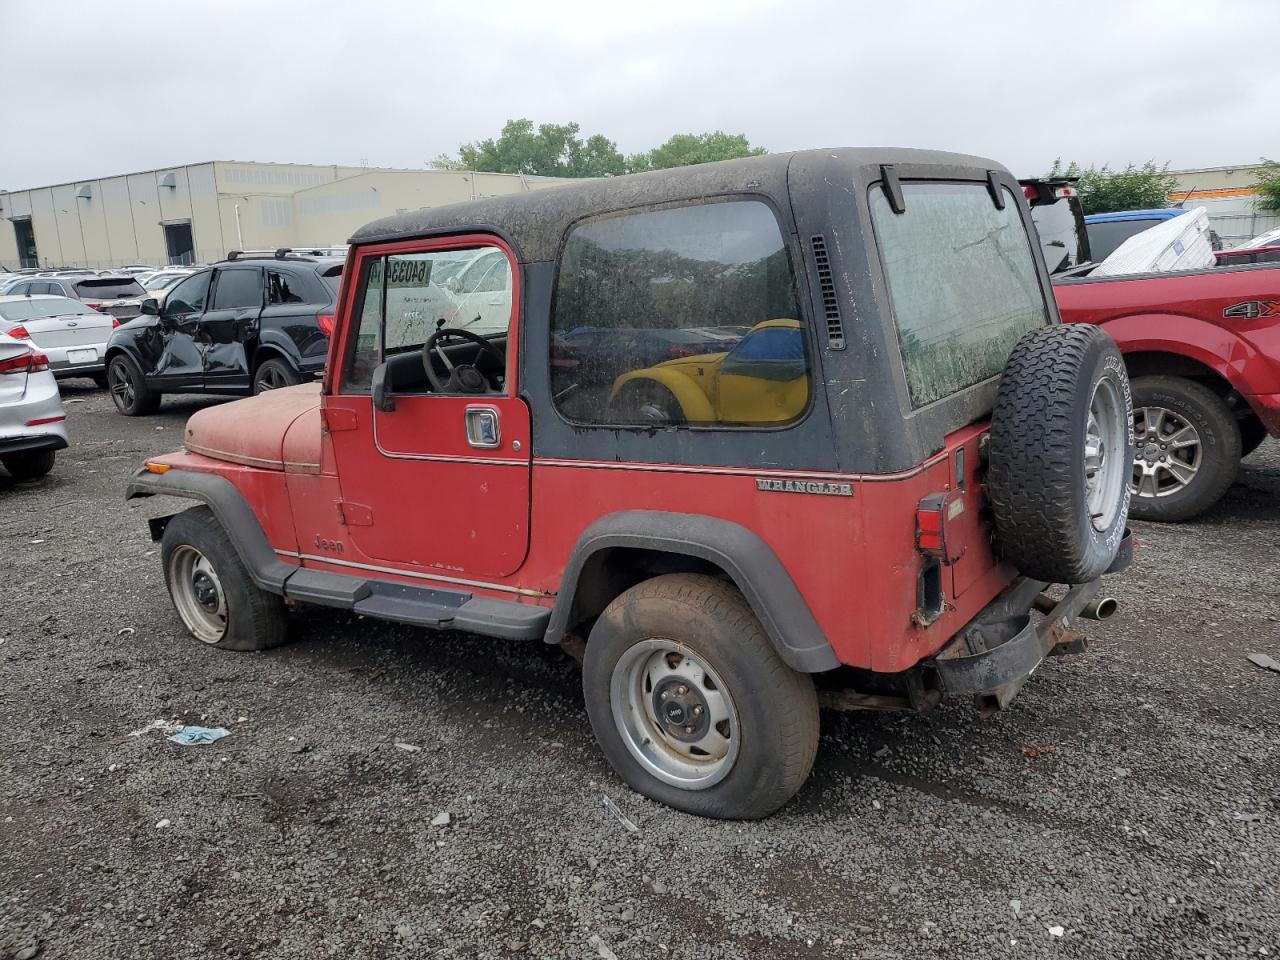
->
xmin=253 ymin=328 xmax=305 ymax=370
xmin=608 ymin=370 xmax=717 ymax=422
xmin=545 ymin=510 xmax=839 ymax=673
xmin=125 ymin=468 xmax=295 ymax=593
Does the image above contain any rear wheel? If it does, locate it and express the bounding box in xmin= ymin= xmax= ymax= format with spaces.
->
xmin=253 ymin=358 xmax=301 ymax=394
xmin=107 ymin=354 xmax=161 ymax=416
xmin=161 ymin=506 xmax=288 ymax=651
xmin=1 ymin=449 xmax=55 ymax=481
xmin=582 ymin=574 xmax=819 ymax=820
xmin=1128 ymin=376 xmax=1241 ymax=521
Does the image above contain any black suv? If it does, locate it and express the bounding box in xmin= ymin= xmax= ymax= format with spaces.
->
xmin=103 ymin=250 xmax=343 ymax=415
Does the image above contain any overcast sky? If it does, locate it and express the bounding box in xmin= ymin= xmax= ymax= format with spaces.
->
xmin=4 ymin=0 xmax=1277 ymax=190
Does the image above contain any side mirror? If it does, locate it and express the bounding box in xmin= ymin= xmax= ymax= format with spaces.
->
xmin=371 ymin=361 xmax=395 ymax=413
xmin=140 ymin=298 xmax=159 ymax=316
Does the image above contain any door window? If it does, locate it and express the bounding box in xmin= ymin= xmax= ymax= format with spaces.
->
xmin=165 ymin=271 xmax=212 ymax=314
xmin=550 ymin=199 xmax=806 ymax=427
xmin=211 ymin=269 xmax=263 ymax=310
xmin=342 ymin=245 xmax=513 ymax=393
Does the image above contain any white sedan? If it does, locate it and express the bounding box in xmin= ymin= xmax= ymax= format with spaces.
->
xmin=0 ymin=294 xmax=116 ymax=385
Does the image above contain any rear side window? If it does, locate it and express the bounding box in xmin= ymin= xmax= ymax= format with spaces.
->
xmin=870 ymin=182 xmax=1049 ymax=408
xmin=73 ymin=278 xmax=146 ymax=299
xmin=551 ymin=199 xmax=806 ymax=427
xmin=268 ymin=270 xmax=309 ymax=304
xmin=212 ymin=269 xmax=264 ymax=310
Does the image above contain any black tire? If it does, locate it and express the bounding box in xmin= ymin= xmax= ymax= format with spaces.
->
xmin=160 ymin=506 xmax=288 ymax=651
xmin=1 ymin=449 xmax=55 ymax=481
xmin=582 ymin=573 xmax=819 ymax=820
xmin=609 ymin=380 xmax=687 ymax=424
xmin=253 ymin=357 xmax=301 ymax=394
xmin=1240 ymin=416 xmax=1268 ymax=458
xmin=988 ymin=324 xmax=1134 ymax=584
xmin=1128 ymin=376 xmax=1241 ymax=522
xmin=106 ymin=354 xmax=161 ymax=416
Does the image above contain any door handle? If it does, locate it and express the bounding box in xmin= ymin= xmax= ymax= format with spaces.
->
xmin=464 ymin=406 xmax=501 ymax=448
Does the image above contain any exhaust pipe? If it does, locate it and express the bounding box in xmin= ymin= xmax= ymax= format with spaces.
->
xmin=1033 ymin=592 xmax=1119 ymax=621
xmin=1080 ymin=596 xmax=1118 ymax=621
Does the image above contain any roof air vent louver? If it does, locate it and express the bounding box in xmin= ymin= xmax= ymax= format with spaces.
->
xmin=810 ymin=235 xmax=845 ymax=351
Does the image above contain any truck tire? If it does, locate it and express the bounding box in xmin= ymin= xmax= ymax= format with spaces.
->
xmin=161 ymin=506 xmax=289 ymax=651
xmin=107 ymin=354 xmax=162 ymax=416
xmin=582 ymin=573 xmax=819 ymax=820
xmin=1129 ymin=376 xmax=1241 ymax=521
xmin=988 ymin=324 xmax=1133 ymax=584
xmin=2 ymin=449 xmax=55 ymax=481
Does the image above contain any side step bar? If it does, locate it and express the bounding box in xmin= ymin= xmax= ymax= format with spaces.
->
xmin=283 ymin=568 xmax=550 ymax=641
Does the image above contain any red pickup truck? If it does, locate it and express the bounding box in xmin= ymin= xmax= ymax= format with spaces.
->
xmin=1054 ymin=261 xmax=1280 ymax=520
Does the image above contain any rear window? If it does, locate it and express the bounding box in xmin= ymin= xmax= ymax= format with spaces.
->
xmin=1028 ymin=198 xmax=1091 ymax=273
xmin=550 ymin=199 xmax=807 ymax=427
xmin=0 ymin=297 xmax=98 ymax=321
xmin=1086 ymin=218 xmax=1162 ymax=262
xmin=870 ymin=182 xmax=1049 ymax=408
xmin=320 ymin=264 xmax=343 ymax=297
xmin=73 ymin=278 xmax=146 ymax=299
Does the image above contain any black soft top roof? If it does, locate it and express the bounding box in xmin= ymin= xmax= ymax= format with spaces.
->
xmin=348 ymin=147 xmax=1010 ymax=261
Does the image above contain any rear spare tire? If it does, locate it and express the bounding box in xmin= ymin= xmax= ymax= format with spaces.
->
xmin=987 ymin=324 xmax=1132 ymax=584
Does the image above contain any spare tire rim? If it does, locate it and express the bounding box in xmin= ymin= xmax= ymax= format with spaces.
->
xmin=610 ymin=639 xmax=740 ymax=790
xmin=1085 ymin=377 xmax=1128 ymax=530
xmin=168 ymin=544 xmax=228 ymax=644
xmin=1131 ymin=406 xmax=1202 ymax=499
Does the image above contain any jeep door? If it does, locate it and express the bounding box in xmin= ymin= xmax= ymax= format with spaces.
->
xmin=144 ymin=270 xmax=209 ymax=388
xmin=323 ymin=237 xmax=531 ymax=579
xmin=200 ymin=266 xmax=264 ymax=392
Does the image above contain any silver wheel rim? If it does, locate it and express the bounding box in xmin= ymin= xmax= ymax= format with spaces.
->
xmin=168 ymin=545 xmax=228 ymax=643
xmin=109 ymin=361 xmax=135 ymax=409
xmin=1131 ymin=406 xmax=1202 ymax=499
xmin=610 ymin=639 xmax=740 ymax=790
xmin=1085 ymin=377 xmax=1128 ymax=530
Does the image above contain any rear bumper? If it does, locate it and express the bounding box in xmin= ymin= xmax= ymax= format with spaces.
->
xmin=931 ymin=530 xmax=1133 ymax=712
xmin=42 ymin=342 xmax=109 ymax=376
xmin=0 ymin=432 xmax=68 ymax=456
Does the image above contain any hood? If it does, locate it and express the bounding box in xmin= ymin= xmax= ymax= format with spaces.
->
xmin=184 ymin=382 xmax=321 ymax=471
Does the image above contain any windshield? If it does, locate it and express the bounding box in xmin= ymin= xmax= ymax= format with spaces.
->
xmin=0 ymin=297 xmax=99 ymax=321
xmin=73 ymin=277 xmax=147 ymax=299
xmin=871 ymin=181 xmax=1050 ymax=408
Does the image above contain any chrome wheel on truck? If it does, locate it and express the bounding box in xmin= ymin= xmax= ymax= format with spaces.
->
xmin=610 ymin=639 xmax=740 ymax=790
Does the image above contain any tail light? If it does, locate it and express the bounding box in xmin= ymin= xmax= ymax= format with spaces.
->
xmin=316 ymin=313 xmax=335 ymax=337
xmin=86 ymin=302 xmax=104 ymax=311
xmin=916 ymin=491 xmax=964 ymax=563
xmin=7 ymin=324 xmax=31 ymax=340
xmin=1022 ymin=184 xmax=1040 ymax=202
xmin=0 ymin=351 xmax=49 ymax=374
xmin=112 ymin=317 xmax=121 ymax=328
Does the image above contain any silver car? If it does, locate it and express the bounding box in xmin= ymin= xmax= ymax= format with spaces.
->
xmin=0 ymin=294 xmax=115 ymax=383
xmin=2 ymin=273 xmax=150 ymax=324
xmin=0 ymin=332 xmax=67 ymax=481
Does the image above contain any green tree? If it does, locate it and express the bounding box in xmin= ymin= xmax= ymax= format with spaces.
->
xmin=626 ymin=132 xmax=766 ymax=173
xmin=433 ymin=119 xmax=626 ymax=178
xmin=1254 ymin=158 xmax=1280 ymax=213
xmin=1048 ymin=159 xmax=1179 ymax=215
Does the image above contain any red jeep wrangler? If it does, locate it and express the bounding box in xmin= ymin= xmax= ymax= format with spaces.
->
xmin=129 ymin=149 xmax=1133 ymax=819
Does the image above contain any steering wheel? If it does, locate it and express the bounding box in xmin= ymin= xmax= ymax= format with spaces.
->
xmin=422 ymin=327 xmax=505 ymax=394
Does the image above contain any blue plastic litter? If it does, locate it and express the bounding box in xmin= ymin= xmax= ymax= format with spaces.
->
xmin=167 ymin=726 xmax=230 ymax=746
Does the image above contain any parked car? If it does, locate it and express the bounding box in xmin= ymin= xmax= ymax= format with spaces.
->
xmin=0 ymin=332 xmax=67 ymax=481
xmin=140 ymin=269 xmax=195 ymax=305
xmin=104 ymin=251 xmax=343 ymax=414
xmin=1055 ymin=258 xmax=1280 ymax=519
xmin=0 ymin=295 xmax=115 ymax=385
xmin=128 ymin=148 xmax=1133 ymax=820
xmin=1084 ymin=208 xmax=1187 ymax=262
xmin=117 ymin=265 xmax=159 ymax=277
xmin=1215 ymin=226 xmax=1280 ymax=266
xmin=2 ymin=273 xmax=150 ymax=324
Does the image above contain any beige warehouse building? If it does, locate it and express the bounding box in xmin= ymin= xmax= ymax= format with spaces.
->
xmin=0 ymin=161 xmax=569 ymax=270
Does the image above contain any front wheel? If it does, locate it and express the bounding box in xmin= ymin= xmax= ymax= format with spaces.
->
xmin=582 ymin=574 xmax=819 ymax=820
xmin=1129 ymin=376 xmax=1241 ymax=521
xmin=107 ymin=354 xmax=161 ymax=416
xmin=2 ymin=449 xmax=55 ymax=481
xmin=161 ymin=506 xmax=288 ymax=651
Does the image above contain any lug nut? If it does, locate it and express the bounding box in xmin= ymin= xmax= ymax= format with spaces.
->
xmin=677 ymin=685 xmax=688 ymax=696
xmin=684 ymin=725 xmax=694 ymax=734
xmin=692 ymin=705 xmax=704 ymax=716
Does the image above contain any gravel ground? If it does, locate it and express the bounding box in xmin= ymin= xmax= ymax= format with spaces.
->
xmin=2 ymin=382 xmax=1278 ymax=960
